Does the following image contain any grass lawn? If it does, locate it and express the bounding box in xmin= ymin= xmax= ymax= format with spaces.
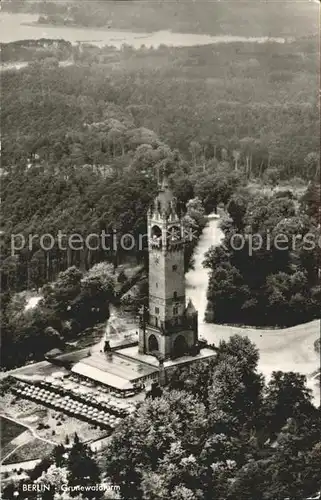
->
xmin=1 ymin=416 xmax=27 ymax=450
xmin=3 ymin=438 xmax=54 ymax=465
xmin=14 ymin=362 xmax=69 ymax=377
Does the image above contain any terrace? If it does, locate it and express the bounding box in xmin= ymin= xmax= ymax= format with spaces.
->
xmin=119 ymin=345 xmax=217 ymax=368
xmin=11 ymin=376 xmax=135 ymax=432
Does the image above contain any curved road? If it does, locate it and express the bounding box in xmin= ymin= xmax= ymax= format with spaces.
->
xmin=186 ymin=218 xmax=320 ymax=402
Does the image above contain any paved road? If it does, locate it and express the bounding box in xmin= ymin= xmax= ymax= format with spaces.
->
xmin=1 ymin=458 xmax=40 ymax=473
xmin=186 ymin=219 xmax=320 ymax=403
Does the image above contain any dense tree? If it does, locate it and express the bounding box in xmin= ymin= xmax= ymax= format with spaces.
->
xmin=1 ymin=263 xmax=117 ymax=369
xmin=35 ymin=465 xmax=69 ymax=500
xmin=304 ymin=152 xmax=320 ymax=181
xmin=300 ymin=183 xmax=321 ymax=222
xmin=227 ymin=459 xmax=269 ymax=500
xmin=263 ymin=371 xmax=314 ymax=437
xmin=263 ymin=167 xmax=280 ymax=187
xmin=6 ymin=335 xmax=320 ymax=500
xmin=42 ymin=267 xmax=83 ymax=316
xmin=104 ymin=390 xmax=209 ymax=499
xmin=260 ymin=417 xmax=321 ymax=500
xmin=194 ymin=167 xmax=243 ymax=214
xmin=216 ymin=335 xmax=260 ymax=373
xmin=2 ymin=11 xmax=320 ymax=500
xmin=102 ymin=338 xmax=320 ymax=500
xmin=208 ymin=357 xmax=264 ymax=432
xmin=226 ymin=191 xmax=250 ymax=231
xmin=67 ymin=436 xmax=102 ymax=498
xmin=204 ymin=191 xmax=320 ymax=326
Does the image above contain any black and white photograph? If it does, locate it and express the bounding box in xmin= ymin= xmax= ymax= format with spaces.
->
xmin=0 ymin=1 xmax=320 ymax=499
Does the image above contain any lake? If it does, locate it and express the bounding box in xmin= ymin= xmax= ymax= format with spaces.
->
xmin=0 ymin=12 xmax=290 ymax=49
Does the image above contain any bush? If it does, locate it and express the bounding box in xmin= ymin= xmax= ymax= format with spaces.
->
xmin=117 ymin=269 xmax=127 ymax=283
xmin=274 ymin=190 xmax=294 ymax=199
xmin=0 ymin=376 xmax=16 ymax=396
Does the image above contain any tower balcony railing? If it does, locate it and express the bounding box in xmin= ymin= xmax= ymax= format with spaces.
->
xmin=149 ymin=240 xmax=185 ymax=251
xmin=150 ymin=240 xmax=162 ymax=249
xmin=166 ymin=240 xmax=185 ymax=251
xmin=142 ymin=315 xmax=197 ymax=334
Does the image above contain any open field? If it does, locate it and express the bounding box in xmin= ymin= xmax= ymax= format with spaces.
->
xmin=1 ymin=416 xmax=27 ymax=450
xmin=7 ymin=363 xmax=70 ymax=379
xmin=0 ymin=416 xmax=29 ymax=461
xmin=247 ymin=181 xmax=308 ymax=198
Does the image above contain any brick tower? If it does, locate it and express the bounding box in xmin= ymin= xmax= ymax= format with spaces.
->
xmin=138 ymin=177 xmax=199 ymax=360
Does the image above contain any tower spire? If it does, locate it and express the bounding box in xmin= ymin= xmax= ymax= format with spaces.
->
xmin=156 ymin=164 xmax=169 ymax=191
xmin=156 ymin=164 xmax=161 ymax=187
xmin=160 ymin=173 xmax=169 ymax=191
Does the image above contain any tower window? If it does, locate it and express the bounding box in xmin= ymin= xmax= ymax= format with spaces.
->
xmin=173 ymin=306 xmax=178 ymax=315
xmin=156 ymin=283 xmax=158 ymax=288
xmin=172 ymin=265 xmax=177 ymax=271
xmin=173 ymin=291 xmax=178 ymax=300
xmin=155 ymin=307 xmax=159 ymax=314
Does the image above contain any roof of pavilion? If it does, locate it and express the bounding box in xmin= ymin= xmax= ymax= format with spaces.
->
xmin=71 ymin=351 xmax=158 ymax=390
xmin=71 ymin=362 xmax=135 ymax=390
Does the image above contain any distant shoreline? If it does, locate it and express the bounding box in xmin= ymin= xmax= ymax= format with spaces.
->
xmin=16 ymin=22 xmax=291 ymax=47
xmin=21 ymin=21 xmax=155 ymax=35
xmin=20 ymin=21 xmax=291 ymax=43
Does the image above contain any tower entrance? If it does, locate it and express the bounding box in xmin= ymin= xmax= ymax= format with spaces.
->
xmin=148 ymin=334 xmax=159 ymax=353
xmin=173 ymin=335 xmax=188 ymax=358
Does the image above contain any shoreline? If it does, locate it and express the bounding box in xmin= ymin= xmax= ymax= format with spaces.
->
xmin=21 ymin=21 xmax=155 ymax=35
xmin=18 ymin=21 xmax=289 ymax=45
